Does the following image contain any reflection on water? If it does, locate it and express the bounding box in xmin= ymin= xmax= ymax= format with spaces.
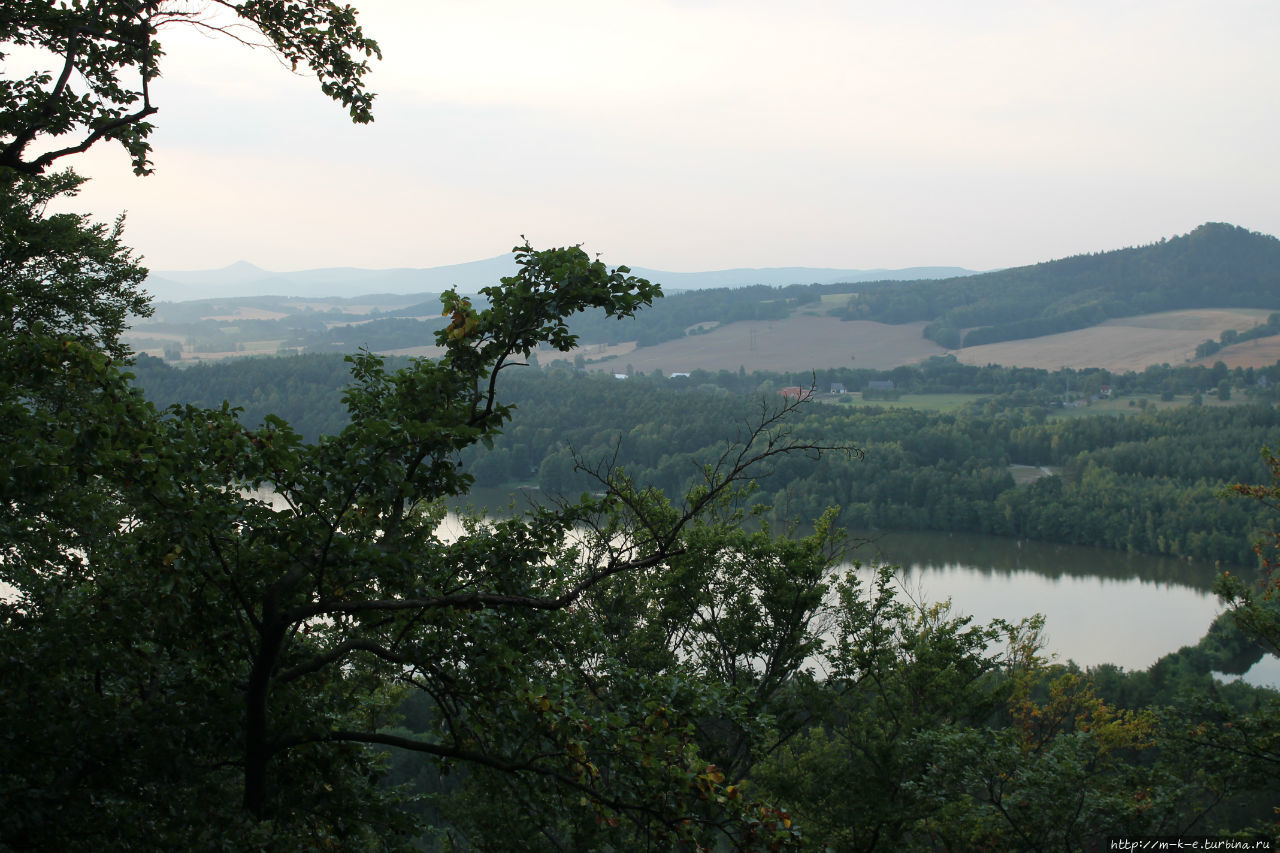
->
xmin=856 ymin=561 xmax=1213 ymax=670
xmin=847 ymin=528 xmax=1225 ymax=591
xmin=847 ymin=529 xmax=1278 ymax=688
xmin=455 ymin=488 xmax=1279 ymax=688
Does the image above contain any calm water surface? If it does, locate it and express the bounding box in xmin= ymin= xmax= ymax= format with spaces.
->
xmin=843 ymin=529 xmax=1279 ymax=686
xmin=457 ymin=487 xmax=1279 ymax=687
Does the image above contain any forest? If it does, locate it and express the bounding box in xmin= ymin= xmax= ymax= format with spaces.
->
xmin=132 ymin=353 xmax=1280 ymax=568
xmin=6 ymin=2 xmax=1280 ymax=850
xmin=835 ymin=223 xmax=1280 ymax=348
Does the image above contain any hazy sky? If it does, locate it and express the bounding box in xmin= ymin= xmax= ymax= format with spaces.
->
xmin=47 ymin=1 xmax=1280 ymax=273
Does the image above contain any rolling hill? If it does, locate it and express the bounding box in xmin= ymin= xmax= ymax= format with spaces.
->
xmin=836 ymin=223 xmax=1280 ymax=349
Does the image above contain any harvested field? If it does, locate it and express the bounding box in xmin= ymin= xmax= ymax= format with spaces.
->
xmin=572 ymin=309 xmax=1279 ymax=375
xmin=201 ymin=307 xmax=290 ymax=321
xmin=954 ymin=310 xmax=1278 ymax=371
xmin=177 ymin=341 xmax=287 ymax=360
xmin=1189 ymin=337 xmax=1280 ymax=369
xmin=1104 ymin=308 xmax=1271 ymax=331
xmin=578 ymin=316 xmax=945 ymax=375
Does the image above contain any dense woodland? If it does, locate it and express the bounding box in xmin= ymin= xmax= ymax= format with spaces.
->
xmin=134 ymin=352 xmax=1280 ymax=566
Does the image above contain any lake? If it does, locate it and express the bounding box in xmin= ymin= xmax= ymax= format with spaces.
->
xmin=455 ymin=487 xmax=1279 ymax=688
xmin=842 ymin=528 xmax=1280 ymax=686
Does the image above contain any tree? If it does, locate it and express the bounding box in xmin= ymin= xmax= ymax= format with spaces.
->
xmin=914 ymin=665 xmax=1178 ymax=849
xmin=1217 ymin=446 xmax=1280 ymax=657
xmin=751 ymin=569 xmax=1021 ymax=850
xmin=1 ymin=3 xmax=846 ymax=846
xmin=1 ymin=0 xmax=379 ymax=175
xmin=4 ymin=223 xmax=852 ymax=846
xmin=2 ymin=0 xmax=381 ymax=650
xmin=0 ymin=169 xmax=149 ymax=354
xmin=429 ymin=495 xmax=847 ymax=850
xmin=1184 ymin=448 xmax=1280 ymax=841
xmin=0 ymin=169 xmax=153 ymax=698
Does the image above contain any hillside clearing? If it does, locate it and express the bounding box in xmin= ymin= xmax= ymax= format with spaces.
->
xmin=1190 ymin=336 xmax=1280 ymax=368
xmin=578 ymin=316 xmax=946 ymax=375
xmin=954 ymin=309 xmax=1275 ymax=371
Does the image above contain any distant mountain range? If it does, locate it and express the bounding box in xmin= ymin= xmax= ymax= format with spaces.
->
xmin=143 ymin=257 xmax=977 ymax=303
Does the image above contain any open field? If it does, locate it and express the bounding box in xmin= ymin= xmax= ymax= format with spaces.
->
xmin=579 ymin=316 xmax=946 ymax=375
xmin=200 ymin=307 xmax=291 ymax=321
xmin=1104 ymin=308 xmax=1272 ymax=331
xmin=128 ymin=302 xmax=1280 ymax=374
xmin=125 ymin=334 xmax=290 ymax=360
xmin=1009 ymin=464 xmax=1057 ymax=485
xmin=571 ymin=309 xmax=1280 ymax=377
xmin=797 ymin=294 xmax=853 ymax=316
xmin=392 ymin=308 xmax=1280 ymax=374
xmin=954 ymin=309 xmax=1274 ymax=371
xmin=1190 ymin=337 xmax=1280 ymax=369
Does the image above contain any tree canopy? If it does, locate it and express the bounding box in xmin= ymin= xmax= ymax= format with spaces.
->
xmin=0 ymin=0 xmax=379 ymax=175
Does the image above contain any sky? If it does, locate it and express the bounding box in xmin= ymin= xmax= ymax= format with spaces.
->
xmin=39 ymin=0 xmax=1280 ymax=274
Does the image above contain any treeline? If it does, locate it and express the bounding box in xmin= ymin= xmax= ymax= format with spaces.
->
xmin=837 ymin=223 xmax=1280 ymax=346
xmin=144 ymin=292 xmax=426 ymax=324
xmin=576 ymin=353 xmax=1277 ymax=403
xmin=131 ymin=352 xmax=370 ymax=439
xmin=562 ymin=283 xmax=817 ymax=347
xmin=630 ymin=353 xmax=1280 ymax=405
xmin=131 ymin=312 xmax=450 ymax=355
xmin=130 ymin=354 xmax=1280 ymax=566
xmin=465 ymin=373 xmax=1273 ymax=566
xmin=1197 ymin=312 xmax=1280 ymax=358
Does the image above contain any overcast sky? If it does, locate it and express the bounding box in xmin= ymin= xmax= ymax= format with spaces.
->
xmin=50 ymin=1 xmax=1280 ymax=274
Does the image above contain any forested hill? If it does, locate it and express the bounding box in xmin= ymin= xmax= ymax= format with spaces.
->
xmin=836 ymin=223 xmax=1280 ymax=348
